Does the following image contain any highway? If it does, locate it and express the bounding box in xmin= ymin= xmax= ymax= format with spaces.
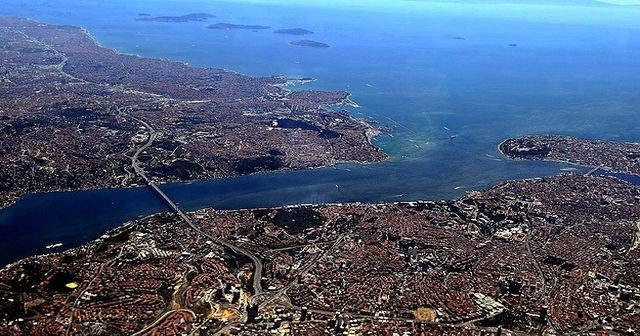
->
xmin=253 ymin=233 xmax=349 ymax=309
xmin=122 ymin=108 xmax=271 ymax=335
xmin=147 ymin=179 xmax=266 ymax=295
xmin=123 ymin=108 xmax=266 ymax=296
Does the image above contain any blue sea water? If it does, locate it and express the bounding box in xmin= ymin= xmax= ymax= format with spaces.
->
xmin=1 ymin=0 xmax=640 ymax=265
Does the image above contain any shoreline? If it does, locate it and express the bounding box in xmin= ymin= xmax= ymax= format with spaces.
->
xmin=1 ymin=218 xmax=140 ymax=269
xmin=0 ymin=16 xmax=389 ymax=212
xmin=3 ymin=135 xmax=636 ymax=268
xmin=0 ymin=154 xmax=390 ymax=212
xmin=4 ymin=169 xmax=636 ymax=269
xmin=4 ymin=17 xmax=638 ymax=279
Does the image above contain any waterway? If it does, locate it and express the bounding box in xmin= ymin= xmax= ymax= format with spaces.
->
xmin=1 ymin=0 xmax=640 ymax=266
xmin=598 ymin=170 xmax=640 ymax=185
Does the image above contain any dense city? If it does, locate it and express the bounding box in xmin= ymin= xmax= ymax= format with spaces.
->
xmin=1 ymin=173 xmax=639 ymax=335
xmin=2 ymin=14 xmax=640 ymax=336
xmin=0 ymin=17 xmax=386 ymax=209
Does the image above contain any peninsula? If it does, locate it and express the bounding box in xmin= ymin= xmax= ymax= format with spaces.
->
xmin=500 ymin=135 xmax=640 ymax=175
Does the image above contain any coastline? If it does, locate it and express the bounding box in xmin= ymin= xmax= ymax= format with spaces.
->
xmin=5 ymin=17 xmax=637 ymax=277
xmin=2 ymin=6 xmax=640 ymax=333
xmin=0 ymin=152 xmax=390 ymax=212
xmin=1 ymin=218 xmax=142 ymax=269
xmin=0 ymin=17 xmax=389 ymax=212
xmin=1 ymin=133 xmax=634 ymax=268
xmin=3 ymin=168 xmax=635 ymax=270
xmin=18 ymin=16 xmax=287 ymax=86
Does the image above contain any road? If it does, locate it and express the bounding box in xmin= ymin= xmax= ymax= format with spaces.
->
xmin=121 ymin=107 xmax=265 ymax=296
xmin=65 ymin=246 xmax=125 ymax=336
xmin=131 ymin=309 xmax=197 ymax=336
xmin=626 ymin=220 xmax=640 ymax=257
xmin=145 ymin=179 xmax=265 ymax=296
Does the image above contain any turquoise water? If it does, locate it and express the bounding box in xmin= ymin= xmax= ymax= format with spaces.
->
xmin=1 ymin=0 xmax=640 ymax=265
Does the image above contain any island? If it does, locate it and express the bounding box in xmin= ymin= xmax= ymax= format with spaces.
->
xmin=137 ymin=13 xmax=215 ymax=23
xmin=290 ymin=40 xmax=330 ymax=48
xmin=0 ymin=17 xmax=386 ymax=210
xmin=1 ymin=172 xmax=639 ymax=335
xmin=274 ymin=28 xmax=315 ymax=35
xmin=206 ymin=23 xmax=271 ymax=30
xmin=500 ymin=135 xmax=640 ymax=175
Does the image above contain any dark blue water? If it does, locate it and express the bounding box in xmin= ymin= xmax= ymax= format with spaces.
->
xmin=1 ymin=0 xmax=640 ymax=266
xmin=0 ymin=160 xmax=584 ymax=266
xmin=598 ymin=170 xmax=640 ymax=185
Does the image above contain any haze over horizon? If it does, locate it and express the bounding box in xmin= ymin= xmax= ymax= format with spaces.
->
xmin=215 ymin=0 xmax=640 ymax=7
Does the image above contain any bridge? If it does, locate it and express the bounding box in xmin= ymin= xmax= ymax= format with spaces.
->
xmin=147 ymin=181 xmax=195 ymax=225
xmin=584 ymin=165 xmax=603 ymax=177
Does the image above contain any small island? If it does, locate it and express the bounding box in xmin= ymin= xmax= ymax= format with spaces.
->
xmin=137 ymin=13 xmax=215 ymax=23
xmin=290 ymin=39 xmax=330 ymax=48
xmin=206 ymin=23 xmax=271 ymax=30
xmin=274 ymin=28 xmax=314 ymax=35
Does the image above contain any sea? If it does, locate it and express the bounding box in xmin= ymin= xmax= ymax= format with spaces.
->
xmin=1 ymin=0 xmax=640 ymax=266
